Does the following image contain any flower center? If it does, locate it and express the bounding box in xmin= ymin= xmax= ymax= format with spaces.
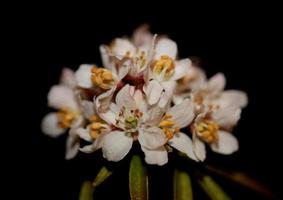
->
xmin=195 ymin=120 xmax=219 ymax=143
xmin=88 ymin=115 xmax=108 ymax=139
xmin=153 ymin=55 xmax=175 ymax=80
xmin=125 ymin=116 xmax=138 ymax=130
xmin=91 ymin=66 xmax=114 ymax=90
xmin=116 ymin=107 xmax=143 ymax=133
xmin=159 ymin=114 xmax=180 ymax=140
xmin=134 ymin=51 xmax=147 ymax=70
xmin=57 ymin=108 xmax=78 ymax=129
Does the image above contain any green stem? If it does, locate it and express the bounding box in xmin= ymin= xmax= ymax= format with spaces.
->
xmin=174 ymin=169 xmax=193 ymax=200
xmin=197 ymin=175 xmax=231 ymax=200
xmin=129 ymin=155 xmax=148 ymax=200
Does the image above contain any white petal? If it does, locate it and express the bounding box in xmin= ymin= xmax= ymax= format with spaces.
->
xmin=60 ymin=68 xmax=77 ymax=88
xmin=173 ymin=95 xmax=186 ymax=105
xmin=115 ymin=84 xmax=136 ymax=110
xmin=47 ymin=85 xmax=78 ymax=110
xmin=80 ymin=132 xmax=107 ymax=153
xmin=154 ymin=38 xmax=177 ymax=59
xmin=65 ymin=134 xmax=80 ymax=160
xmin=99 ymin=45 xmax=112 ymax=70
xmin=102 ymin=131 xmax=133 ymax=162
xmin=133 ymin=89 xmax=147 ymax=112
xmin=169 ymin=132 xmax=198 ymax=161
xmin=143 ymin=106 xmax=165 ymax=126
xmin=138 ymin=127 xmax=167 ymax=150
xmin=208 ymin=73 xmax=226 ymax=94
xmin=144 ymin=80 xmax=163 ymax=105
xmin=75 ymin=64 xmax=93 ymax=88
xmin=79 ymin=144 xmax=95 ymax=153
xmin=95 ymin=86 xmax=116 ymax=113
xmin=192 ymin=133 xmax=206 ymax=161
xmin=98 ymin=103 xmax=119 ymax=125
xmin=112 ymin=38 xmax=136 ymax=57
xmin=76 ymin=127 xmax=92 ymax=142
xmin=141 ymin=146 xmax=168 ymax=166
xmin=158 ymin=81 xmax=176 ymax=107
xmin=167 ymin=99 xmax=195 ymax=128
xmin=219 ymin=90 xmax=248 ymax=108
xmin=170 ymin=59 xmax=191 ymax=81
xmin=210 ymin=131 xmax=239 ymax=154
xmin=81 ymin=100 xmax=95 ymax=119
xmin=41 ymin=113 xmax=66 ymax=138
xmin=71 ymin=115 xmax=84 ymax=129
xmin=212 ymin=107 xmax=241 ymax=129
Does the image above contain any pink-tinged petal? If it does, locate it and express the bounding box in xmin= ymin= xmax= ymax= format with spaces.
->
xmin=102 ymin=131 xmax=133 ymax=162
xmin=210 ymin=130 xmax=239 ymax=155
xmin=170 ymin=59 xmax=191 ymax=81
xmin=208 ymin=73 xmax=226 ymax=94
xmin=47 ymin=85 xmax=78 ymax=110
xmin=167 ymin=99 xmax=195 ymax=128
xmin=212 ymin=107 xmax=241 ymax=129
xmin=60 ymin=68 xmax=77 ymax=88
xmin=169 ymin=132 xmax=198 ymax=161
xmin=41 ymin=113 xmax=66 ymax=137
xmin=118 ymin=64 xmax=130 ymax=80
xmin=75 ymin=64 xmax=93 ymax=88
xmin=159 ymin=81 xmax=176 ymax=107
xmin=65 ymin=134 xmax=80 ymax=160
xmin=133 ymin=24 xmax=153 ymax=47
xmin=192 ymin=133 xmax=206 ymax=161
xmin=141 ymin=146 xmax=168 ymax=166
xmin=144 ymin=80 xmax=163 ymax=105
xmin=219 ymin=90 xmax=248 ymax=108
xmin=112 ymin=38 xmax=136 ymax=57
xmin=115 ymin=84 xmax=137 ymax=110
xmin=154 ymin=38 xmax=177 ymax=59
xmin=133 ymin=89 xmax=147 ymax=112
xmin=98 ymin=103 xmax=119 ymax=125
xmin=138 ymin=127 xmax=167 ymax=150
xmin=95 ymin=86 xmax=116 ymax=112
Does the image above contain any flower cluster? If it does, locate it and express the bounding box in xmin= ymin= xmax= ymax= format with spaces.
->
xmin=41 ymin=26 xmax=248 ymax=165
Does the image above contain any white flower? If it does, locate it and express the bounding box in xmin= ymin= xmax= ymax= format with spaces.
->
xmin=75 ymin=63 xmax=129 ymax=112
xmin=182 ymin=73 xmax=248 ymax=112
xmin=173 ymin=64 xmax=207 ymax=105
xmin=191 ymin=107 xmax=241 ymax=161
xmin=141 ymin=99 xmax=198 ymax=165
xmin=100 ymin=25 xmax=154 ymax=78
xmin=93 ymin=84 xmax=167 ymax=162
xmin=41 ymin=68 xmax=85 ymax=159
xmin=144 ymin=38 xmax=192 ymax=107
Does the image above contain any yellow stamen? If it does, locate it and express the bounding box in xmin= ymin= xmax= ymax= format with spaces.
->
xmin=57 ymin=108 xmax=78 ymax=129
xmin=159 ymin=114 xmax=179 ymax=140
xmin=89 ymin=122 xmax=107 ymax=139
xmin=153 ymin=55 xmax=175 ymax=80
xmin=159 ymin=120 xmax=175 ymax=127
xmin=196 ymin=120 xmax=219 ymax=143
xmin=91 ymin=66 xmax=114 ymax=90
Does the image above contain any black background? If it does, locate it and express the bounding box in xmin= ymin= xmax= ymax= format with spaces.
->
xmin=10 ymin=4 xmax=282 ymax=200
